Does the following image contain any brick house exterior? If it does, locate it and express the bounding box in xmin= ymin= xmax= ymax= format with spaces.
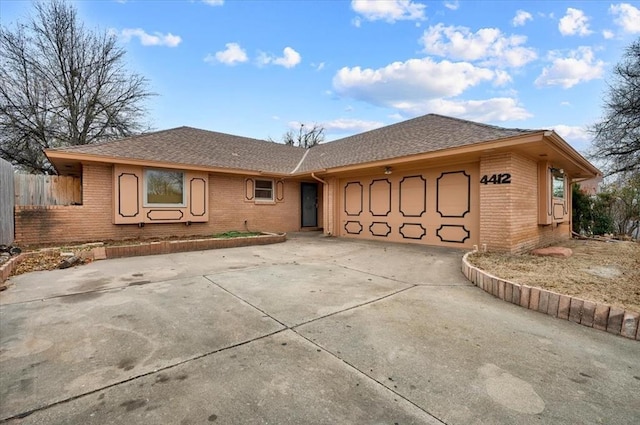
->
xmin=17 ymin=114 xmax=600 ymax=252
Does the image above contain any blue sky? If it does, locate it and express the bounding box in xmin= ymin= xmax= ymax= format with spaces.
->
xmin=2 ymin=0 xmax=640 ymax=154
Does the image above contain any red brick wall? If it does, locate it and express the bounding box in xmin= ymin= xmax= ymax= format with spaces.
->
xmin=15 ymin=164 xmax=302 ymax=246
xmin=480 ymin=152 xmax=570 ymax=253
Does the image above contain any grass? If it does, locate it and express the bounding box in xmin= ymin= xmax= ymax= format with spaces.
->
xmin=468 ymin=239 xmax=640 ymax=312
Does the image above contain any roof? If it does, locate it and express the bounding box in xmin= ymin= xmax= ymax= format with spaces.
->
xmin=298 ymin=114 xmax=539 ymax=172
xmin=49 ymin=126 xmax=307 ymax=174
xmin=47 ymin=114 xmax=559 ymax=175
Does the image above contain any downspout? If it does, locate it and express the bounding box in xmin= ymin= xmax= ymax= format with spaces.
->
xmin=311 ymin=172 xmax=330 ymax=236
xmin=310 ymin=172 xmax=326 ymax=185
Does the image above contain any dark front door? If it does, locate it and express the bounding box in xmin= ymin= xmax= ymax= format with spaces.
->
xmin=301 ymin=183 xmax=318 ymax=227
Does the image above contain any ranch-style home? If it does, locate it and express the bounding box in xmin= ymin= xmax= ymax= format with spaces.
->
xmin=16 ymin=114 xmax=600 ymax=253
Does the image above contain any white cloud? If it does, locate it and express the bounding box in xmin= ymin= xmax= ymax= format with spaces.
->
xmin=535 ymin=46 xmax=605 ymax=88
xmin=322 ymin=118 xmax=385 ymax=133
xmin=550 ymin=124 xmax=592 ymax=151
xmin=551 ymin=124 xmax=590 ymax=142
xmin=512 ymin=10 xmax=533 ymax=27
xmin=312 ymin=62 xmax=325 ymax=71
xmin=420 ymin=24 xmax=537 ymax=68
xmin=120 ymin=28 xmax=181 ymax=47
xmin=202 ymin=0 xmax=224 ymax=5
xmin=558 ymin=8 xmax=592 ymax=36
xmin=205 ymin=42 xmax=248 ymax=65
xmin=610 ymin=3 xmax=640 ymax=33
xmin=493 ymin=69 xmax=512 ymax=86
xmin=351 ymin=0 xmax=426 ymax=23
xmin=331 ymin=57 xmax=530 ymax=121
xmin=352 ymin=16 xmax=362 ymax=27
xmin=333 ymin=57 xmax=496 ymax=103
xmin=443 ymin=1 xmax=459 ymax=11
xmin=397 ymin=97 xmax=532 ymax=121
xmin=258 ymin=47 xmax=301 ymax=68
xmin=602 ymin=29 xmax=615 ymax=39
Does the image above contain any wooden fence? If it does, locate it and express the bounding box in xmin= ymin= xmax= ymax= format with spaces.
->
xmin=0 ymin=158 xmax=15 ymax=245
xmin=14 ymin=174 xmax=82 ymax=206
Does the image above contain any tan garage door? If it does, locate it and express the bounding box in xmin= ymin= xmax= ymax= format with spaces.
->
xmin=339 ymin=163 xmax=479 ymax=248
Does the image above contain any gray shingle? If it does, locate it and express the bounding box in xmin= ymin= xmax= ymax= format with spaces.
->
xmin=51 ymin=126 xmax=306 ymax=175
xmin=49 ymin=114 xmax=543 ymax=175
xmin=298 ymin=114 xmax=540 ymax=172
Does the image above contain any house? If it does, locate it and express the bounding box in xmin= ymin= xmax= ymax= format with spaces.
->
xmin=15 ymin=114 xmax=600 ymax=253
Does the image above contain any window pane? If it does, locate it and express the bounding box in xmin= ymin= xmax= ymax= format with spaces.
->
xmin=254 ymin=180 xmax=273 ymax=200
xmin=552 ymin=174 xmax=565 ymax=198
xmin=255 ymin=180 xmax=272 ymax=189
xmin=146 ymin=170 xmax=184 ymax=204
xmin=255 ymin=189 xmax=272 ymax=199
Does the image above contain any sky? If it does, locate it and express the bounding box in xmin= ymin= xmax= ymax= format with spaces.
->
xmin=1 ymin=0 xmax=640 ymax=154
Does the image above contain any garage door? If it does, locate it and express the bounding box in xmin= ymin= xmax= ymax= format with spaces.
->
xmin=339 ymin=164 xmax=479 ymax=248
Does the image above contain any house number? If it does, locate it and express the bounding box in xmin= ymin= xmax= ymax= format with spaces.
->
xmin=480 ymin=173 xmax=511 ymax=184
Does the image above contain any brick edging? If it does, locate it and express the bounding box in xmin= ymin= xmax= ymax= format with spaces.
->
xmin=462 ymin=252 xmax=640 ymax=340
xmin=102 ymin=233 xmax=286 ymax=259
xmin=0 ymin=250 xmax=56 ymax=285
xmin=1 ymin=254 xmax=25 ymax=285
xmin=0 ymin=233 xmax=287 ymax=285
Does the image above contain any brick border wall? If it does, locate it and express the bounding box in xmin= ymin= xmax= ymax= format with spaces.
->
xmin=1 ymin=233 xmax=286 ymax=285
xmin=462 ymin=252 xmax=640 ymax=340
xmin=103 ymin=233 xmax=286 ymax=259
xmin=1 ymin=254 xmax=25 ymax=285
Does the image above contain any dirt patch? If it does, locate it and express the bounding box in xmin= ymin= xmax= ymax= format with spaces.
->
xmin=468 ymin=239 xmax=640 ymax=313
xmin=8 ymin=232 xmax=278 ymax=278
xmin=12 ymin=250 xmax=66 ymax=276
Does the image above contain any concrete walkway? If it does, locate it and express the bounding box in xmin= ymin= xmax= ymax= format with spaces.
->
xmin=1 ymin=234 xmax=638 ymax=424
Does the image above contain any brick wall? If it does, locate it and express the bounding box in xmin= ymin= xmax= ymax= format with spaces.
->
xmin=479 ymin=152 xmax=570 ymax=253
xmin=15 ymin=164 xmax=302 ymax=246
xmin=479 ymin=153 xmax=512 ymax=251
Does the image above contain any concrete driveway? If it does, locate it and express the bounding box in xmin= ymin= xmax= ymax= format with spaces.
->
xmin=1 ymin=234 xmax=638 ymax=424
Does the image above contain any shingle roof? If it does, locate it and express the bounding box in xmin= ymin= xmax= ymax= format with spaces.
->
xmin=48 ymin=114 xmax=542 ymax=175
xmin=50 ymin=126 xmax=306 ymax=174
xmin=297 ymin=114 xmax=539 ymax=172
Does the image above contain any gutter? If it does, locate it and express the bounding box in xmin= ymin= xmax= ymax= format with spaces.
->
xmin=544 ymin=131 xmax=602 ymax=177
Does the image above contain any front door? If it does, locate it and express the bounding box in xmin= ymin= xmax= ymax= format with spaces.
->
xmin=301 ymin=183 xmax=318 ymax=227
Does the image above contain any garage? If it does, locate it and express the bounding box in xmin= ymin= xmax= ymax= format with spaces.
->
xmin=338 ymin=163 xmax=479 ymax=249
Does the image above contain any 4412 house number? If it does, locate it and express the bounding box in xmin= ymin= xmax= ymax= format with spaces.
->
xmin=480 ymin=173 xmax=511 ymax=184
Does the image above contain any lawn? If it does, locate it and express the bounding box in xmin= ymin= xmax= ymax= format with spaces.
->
xmin=468 ymin=239 xmax=640 ymax=313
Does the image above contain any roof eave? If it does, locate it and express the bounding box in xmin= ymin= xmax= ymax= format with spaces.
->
xmin=292 ymin=131 xmax=548 ymax=176
xmin=543 ymin=131 xmax=602 ymax=178
xmin=44 ymin=150 xmax=291 ymax=177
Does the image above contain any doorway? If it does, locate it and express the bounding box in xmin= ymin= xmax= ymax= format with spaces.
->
xmin=301 ymin=183 xmax=318 ymax=227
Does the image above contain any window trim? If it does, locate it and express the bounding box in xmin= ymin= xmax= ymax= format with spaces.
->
xmin=254 ymin=178 xmax=275 ymax=202
xmin=143 ymin=168 xmax=186 ymax=207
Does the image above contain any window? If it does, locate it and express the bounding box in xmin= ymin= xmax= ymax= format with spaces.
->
xmin=552 ymin=172 xmax=565 ymax=199
xmin=144 ymin=169 xmax=185 ymax=206
xmin=254 ymin=179 xmax=274 ymax=201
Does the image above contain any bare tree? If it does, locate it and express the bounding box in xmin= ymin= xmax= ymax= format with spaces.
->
xmin=589 ymin=38 xmax=640 ymax=176
xmin=0 ymin=0 xmax=153 ymax=173
xmin=271 ymin=123 xmax=325 ymax=149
